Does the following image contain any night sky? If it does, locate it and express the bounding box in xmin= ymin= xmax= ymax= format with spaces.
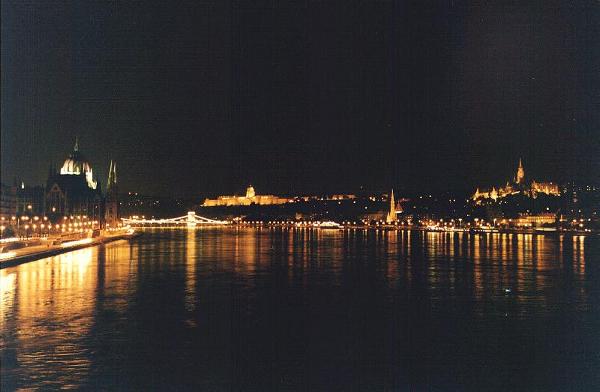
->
xmin=2 ymin=1 xmax=599 ymax=197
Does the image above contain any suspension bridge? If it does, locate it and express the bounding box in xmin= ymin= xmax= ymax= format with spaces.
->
xmin=122 ymin=211 xmax=230 ymax=226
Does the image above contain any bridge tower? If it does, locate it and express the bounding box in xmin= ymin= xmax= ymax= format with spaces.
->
xmin=186 ymin=211 xmax=197 ymax=227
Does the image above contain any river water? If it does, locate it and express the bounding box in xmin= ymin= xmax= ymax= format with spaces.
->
xmin=1 ymin=228 xmax=599 ymax=391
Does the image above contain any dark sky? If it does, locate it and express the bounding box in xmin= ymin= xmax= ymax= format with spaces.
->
xmin=2 ymin=1 xmax=599 ymax=197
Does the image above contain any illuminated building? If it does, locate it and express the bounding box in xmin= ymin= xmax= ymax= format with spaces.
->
xmin=59 ymin=138 xmax=97 ymax=189
xmin=16 ymin=182 xmax=46 ymax=216
xmin=327 ymin=194 xmax=357 ymax=200
xmin=515 ymin=158 xmax=525 ymax=184
xmin=46 ymin=140 xmax=103 ymax=220
xmin=530 ymin=180 xmax=560 ymax=196
xmin=292 ymin=194 xmax=357 ymax=202
xmin=0 ymin=183 xmax=17 ymax=220
xmin=386 ymin=189 xmax=397 ymax=223
xmin=104 ymin=160 xmax=119 ymax=227
xmin=472 ymin=158 xmax=560 ymax=204
xmin=202 ymin=185 xmax=291 ymax=207
xmin=513 ymin=213 xmax=557 ymax=227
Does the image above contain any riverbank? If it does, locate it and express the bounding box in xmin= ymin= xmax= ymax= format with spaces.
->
xmin=0 ymin=230 xmax=140 ymax=269
xmin=230 ymin=222 xmax=597 ymax=235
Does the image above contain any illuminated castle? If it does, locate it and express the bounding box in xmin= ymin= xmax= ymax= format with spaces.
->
xmin=472 ymin=158 xmax=560 ymax=203
xmin=202 ymin=185 xmax=290 ymax=207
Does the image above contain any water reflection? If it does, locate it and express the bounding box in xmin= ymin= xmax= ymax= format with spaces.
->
xmin=1 ymin=247 xmax=95 ymax=389
xmin=1 ymin=230 xmax=598 ymax=390
xmin=185 ymin=228 xmax=196 ymax=313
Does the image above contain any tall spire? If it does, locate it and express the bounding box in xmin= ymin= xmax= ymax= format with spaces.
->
xmin=105 ymin=160 xmax=120 ymax=226
xmin=107 ymin=160 xmax=118 ymax=192
xmin=107 ymin=160 xmax=113 ymax=189
xmin=386 ymin=189 xmax=397 ymax=223
xmin=74 ymin=136 xmax=79 ymax=151
xmin=516 ymin=157 xmax=525 ymax=184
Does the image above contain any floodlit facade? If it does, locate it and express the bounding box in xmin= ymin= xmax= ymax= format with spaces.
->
xmin=202 ymin=185 xmax=291 ymax=207
xmin=386 ymin=189 xmax=397 ymax=223
xmin=104 ymin=160 xmax=119 ymax=227
xmin=46 ymin=141 xmax=103 ymax=219
xmin=514 ymin=213 xmax=557 ymax=227
xmin=0 ymin=183 xmax=17 ymax=220
xmin=472 ymin=159 xmax=560 ymax=203
xmin=60 ymin=138 xmax=97 ymax=189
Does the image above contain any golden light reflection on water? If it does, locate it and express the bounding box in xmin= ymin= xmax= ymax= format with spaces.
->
xmin=231 ymin=227 xmax=259 ymax=274
xmin=0 ymin=240 xmax=141 ymax=390
xmin=377 ymin=231 xmax=591 ymax=315
xmin=0 ymin=271 xmax=17 ymax=329
xmin=574 ymin=235 xmax=585 ymax=275
xmin=1 ymin=247 xmax=96 ymax=389
xmin=0 ymin=229 xmax=594 ymax=389
xmin=185 ymin=228 xmax=196 ymax=313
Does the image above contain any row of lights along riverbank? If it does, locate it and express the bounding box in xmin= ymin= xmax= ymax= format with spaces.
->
xmin=0 ymin=215 xmax=100 ymax=239
xmin=231 ymin=218 xmax=593 ymax=233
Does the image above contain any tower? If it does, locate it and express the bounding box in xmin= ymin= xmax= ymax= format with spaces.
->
xmin=490 ymin=186 xmax=498 ymax=201
xmin=515 ymin=158 xmax=525 ymax=184
xmin=246 ymin=185 xmax=256 ymax=199
xmin=386 ymin=189 xmax=397 ymax=223
xmin=104 ymin=160 xmax=119 ymax=227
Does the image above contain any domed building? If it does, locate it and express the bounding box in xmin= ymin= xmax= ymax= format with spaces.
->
xmin=46 ymin=140 xmax=104 ymax=221
xmin=202 ymin=185 xmax=290 ymax=206
xmin=59 ymin=141 xmax=97 ymax=190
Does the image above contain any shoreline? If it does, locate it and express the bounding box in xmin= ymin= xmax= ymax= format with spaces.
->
xmin=130 ymin=224 xmax=597 ymax=236
xmin=0 ymin=231 xmax=140 ymax=269
xmin=2 ymin=226 xmax=594 ymax=269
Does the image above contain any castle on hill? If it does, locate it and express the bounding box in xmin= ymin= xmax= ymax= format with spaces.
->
xmin=471 ymin=159 xmax=560 ymax=204
xmin=202 ymin=185 xmax=290 ymax=207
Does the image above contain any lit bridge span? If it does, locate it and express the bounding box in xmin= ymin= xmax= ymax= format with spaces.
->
xmin=122 ymin=211 xmax=230 ymax=226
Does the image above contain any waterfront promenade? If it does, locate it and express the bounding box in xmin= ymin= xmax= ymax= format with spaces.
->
xmin=0 ymin=229 xmax=138 ymax=268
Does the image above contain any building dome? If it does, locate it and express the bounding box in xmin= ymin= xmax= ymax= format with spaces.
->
xmin=60 ymin=141 xmax=97 ymax=189
xmin=61 ymin=151 xmax=92 ymax=174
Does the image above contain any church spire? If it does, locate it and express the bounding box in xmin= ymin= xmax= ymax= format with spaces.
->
xmin=105 ymin=159 xmax=119 ymax=226
xmin=107 ymin=160 xmax=113 ymax=189
xmin=107 ymin=160 xmax=118 ymax=192
xmin=386 ymin=189 xmax=397 ymax=223
xmin=74 ymin=136 xmax=79 ymax=151
xmin=516 ymin=157 xmax=525 ymax=184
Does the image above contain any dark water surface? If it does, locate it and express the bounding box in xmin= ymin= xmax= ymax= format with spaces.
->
xmin=1 ymin=228 xmax=599 ymax=391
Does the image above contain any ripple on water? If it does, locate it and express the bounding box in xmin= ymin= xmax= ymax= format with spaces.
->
xmin=0 ymin=229 xmax=599 ymax=391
